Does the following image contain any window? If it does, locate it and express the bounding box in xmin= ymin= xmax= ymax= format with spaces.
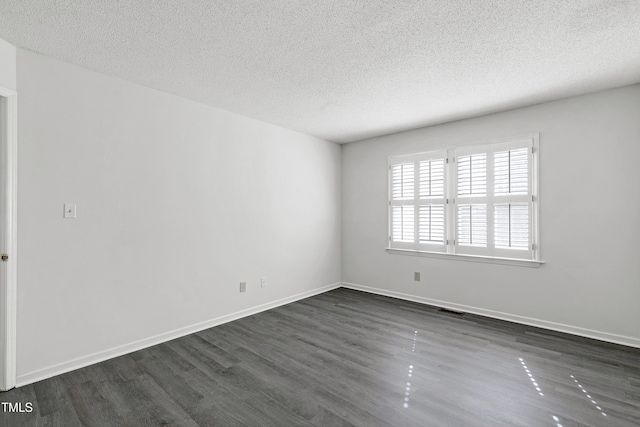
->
xmin=388 ymin=134 xmax=540 ymax=263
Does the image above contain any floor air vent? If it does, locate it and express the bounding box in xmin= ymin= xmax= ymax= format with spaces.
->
xmin=438 ymin=307 xmax=465 ymax=316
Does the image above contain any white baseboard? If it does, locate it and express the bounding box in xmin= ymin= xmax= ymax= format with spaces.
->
xmin=16 ymin=283 xmax=342 ymax=387
xmin=341 ymin=282 xmax=640 ymax=349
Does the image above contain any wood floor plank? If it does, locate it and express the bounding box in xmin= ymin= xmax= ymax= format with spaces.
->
xmin=187 ymin=334 xmax=241 ymax=369
xmin=65 ymin=381 xmax=125 ymax=426
xmin=32 ymin=376 xmax=71 ymax=418
xmin=127 ymin=373 xmax=198 ymax=426
xmin=135 ymin=356 xmax=204 ymax=411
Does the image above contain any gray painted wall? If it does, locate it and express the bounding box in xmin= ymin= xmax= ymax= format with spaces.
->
xmin=16 ymin=49 xmax=342 ymax=381
xmin=342 ymin=85 xmax=640 ymax=346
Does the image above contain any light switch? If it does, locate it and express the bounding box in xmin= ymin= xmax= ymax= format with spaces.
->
xmin=64 ymin=203 xmax=77 ymax=219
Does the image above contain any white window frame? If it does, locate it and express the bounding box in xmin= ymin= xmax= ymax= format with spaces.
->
xmin=387 ymin=134 xmax=543 ymax=267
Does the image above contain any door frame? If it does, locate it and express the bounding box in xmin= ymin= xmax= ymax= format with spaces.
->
xmin=0 ymin=86 xmax=17 ymax=391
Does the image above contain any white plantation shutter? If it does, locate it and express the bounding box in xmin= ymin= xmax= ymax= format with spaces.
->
xmin=419 ymin=159 xmax=445 ymax=198
xmin=418 ymin=159 xmax=446 ymax=249
xmin=419 ymin=204 xmax=445 ymax=243
xmin=491 ymin=143 xmax=533 ymax=256
xmin=494 ymin=203 xmax=529 ymax=249
xmin=457 ymin=154 xmax=487 ymax=196
xmin=389 ymin=135 xmax=538 ymax=261
xmin=390 ymin=161 xmax=416 ymax=249
xmin=454 ymin=140 xmax=534 ymax=258
xmin=457 ymin=204 xmax=487 ymax=247
xmin=494 ymin=148 xmax=528 ymax=195
xmin=392 ymin=205 xmax=415 ymax=243
xmin=389 ymin=153 xmax=447 ymax=252
xmin=455 ymin=152 xmax=488 ymax=252
xmin=391 ymin=163 xmax=414 ymax=200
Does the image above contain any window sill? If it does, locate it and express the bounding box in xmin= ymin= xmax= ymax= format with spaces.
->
xmin=385 ymin=248 xmax=545 ymax=268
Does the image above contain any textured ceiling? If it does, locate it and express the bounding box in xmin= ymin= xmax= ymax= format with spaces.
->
xmin=1 ymin=1 xmax=640 ymax=143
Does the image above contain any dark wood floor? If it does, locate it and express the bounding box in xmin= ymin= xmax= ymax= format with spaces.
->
xmin=2 ymin=288 xmax=639 ymax=426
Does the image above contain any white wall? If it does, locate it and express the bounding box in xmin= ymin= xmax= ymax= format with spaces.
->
xmin=0 ymin=37 xmax=16 ymax=91
xmin=16 ymin=50 xmax=341 ymax=382
xmin=342 ymin=85 xmax=640 ymax=347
